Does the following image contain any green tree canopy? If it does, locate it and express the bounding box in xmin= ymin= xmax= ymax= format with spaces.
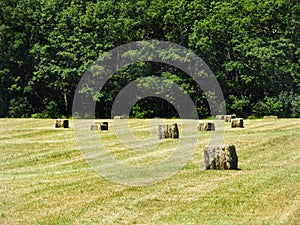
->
xmin=1 ymin=0 xmax=299 ymax=118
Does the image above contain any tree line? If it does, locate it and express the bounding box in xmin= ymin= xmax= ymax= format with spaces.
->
xmin=1 ymin=0 xmax=299 ymax=118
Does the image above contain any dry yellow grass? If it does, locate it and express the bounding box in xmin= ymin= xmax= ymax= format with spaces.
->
xmin=0 ymin=118 xmax=299 ymax=224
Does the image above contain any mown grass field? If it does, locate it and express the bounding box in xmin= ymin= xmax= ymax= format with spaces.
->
xmin=1 ymin=118 xmax=299 ymax=224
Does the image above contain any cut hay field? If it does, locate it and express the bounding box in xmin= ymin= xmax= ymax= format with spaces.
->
xmin=1 ymin=118 xmax=299 ymax=225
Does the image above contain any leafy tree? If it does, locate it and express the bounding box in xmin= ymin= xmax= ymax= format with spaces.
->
xmin=1 ymin=0 xmax=299 ymax=118
xmin=0 ymin=0 xmax=40 ymax=117
xmin=253 ymin=96 xmax=283 ymax=118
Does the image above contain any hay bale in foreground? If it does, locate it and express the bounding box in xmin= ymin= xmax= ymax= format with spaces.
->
xmin=55 ymin=119 xmax=69 ymax=128
xmin=158 ymin=123 xmax=179 ymax=139
xmin=197 ymin=122 xmax=215 ymax=131
xmin=231 ymin=118 xmax=244 ymax=128
xmin=170 ymin=123 xmax=179 ymax=138
xmin=203 ymin=144 xmax=238 ymax=170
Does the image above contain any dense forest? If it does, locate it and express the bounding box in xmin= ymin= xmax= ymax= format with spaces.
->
xmin=1 ymin=0 xmax=299 ymax=118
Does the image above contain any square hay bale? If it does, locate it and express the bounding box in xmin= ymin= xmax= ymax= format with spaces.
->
xmin=158 ymin=123 xmax=179 ymax=139
xmin=231 ymin=118 xmax=244 ymax=128
xmin=170 ymin=123 xmax=179 ymax=138
xmin=55 ymin=119 xmax=69 ymax=128
xmin=197 ymin=122 xmax=215 ymax=131
xmin=100 ymin=122 xmax=108 ymax=130
xmin=94 ymin=121 xmax=108 ymax=130
xmin=203 ymin=144 xmax=238 ymax=170
xmin=225 ymin=115 xmax=236 ymax=122
xmin=158 ymin=125 xmax=168 ymax=139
